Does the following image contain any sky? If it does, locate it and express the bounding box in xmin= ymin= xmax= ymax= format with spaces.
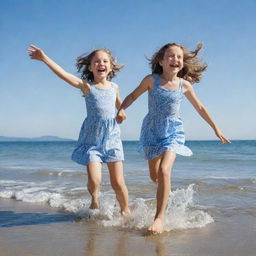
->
xmin=0 ymin=0 xmax=255 ymax=140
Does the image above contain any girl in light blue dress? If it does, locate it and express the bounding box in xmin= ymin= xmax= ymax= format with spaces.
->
xmin=117 ymin=42 xmax=230 ymax=234
xmin=28 ymin=45 xmax=130 ymax=216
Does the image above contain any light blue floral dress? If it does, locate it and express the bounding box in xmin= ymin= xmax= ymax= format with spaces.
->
xmin=72 ymin=83 xmax=124 ymax=165
xmin=138 ymin=74 xmax=192 ymax=160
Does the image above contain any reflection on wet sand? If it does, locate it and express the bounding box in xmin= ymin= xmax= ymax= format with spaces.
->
xmin=84 ymin=225 xmax=171 ymax=256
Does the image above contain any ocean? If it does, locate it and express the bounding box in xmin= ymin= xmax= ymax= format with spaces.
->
xmin=0 ymin=140 xmax=255 ymax=255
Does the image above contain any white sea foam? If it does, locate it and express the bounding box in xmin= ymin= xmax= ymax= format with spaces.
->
xmin=15 ymin=191 xmax=57 ymax=203
xmin=0 ymin=180 xmax=69 ymax=204
xmin=75 ymin=184 xmax=214 ymax=231
xmin=35 ymin=170 xmax=85 ymax=178
xmin=0 ymin=180 xmax=213 ymax=231
xmin=0 ymin=190 xmax=14 ymax=198
xmin=165 ymin=184 xmax=214 ymax=230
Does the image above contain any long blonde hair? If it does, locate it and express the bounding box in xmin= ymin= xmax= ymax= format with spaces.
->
xmin=150 ymin=42 xmax=207 ymax=84
xmin=76 ymin=49 xmax=124 ymax=82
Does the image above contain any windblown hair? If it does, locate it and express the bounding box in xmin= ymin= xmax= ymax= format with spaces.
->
xmin=150 ymin=42 xmax=207 ymax=84
xmin=76 ymin=49 xmax=124 ymax=82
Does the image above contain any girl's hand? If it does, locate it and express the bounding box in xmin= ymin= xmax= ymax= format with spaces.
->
xmin=215 ymin=129 xmax=231 ymax=144
xmin=27 ymin=45 xmax=46 ymax=61
xmin=116 ymin=109 xmax=127 ymax=124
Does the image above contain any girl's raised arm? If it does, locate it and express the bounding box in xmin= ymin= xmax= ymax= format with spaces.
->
xmin=183 ymin=80 xmax=231 ymax=144
xmin=27 ymin=45 xmax=86 ymax=89
xmin=116 ymin=75 xmax=153 ymax=124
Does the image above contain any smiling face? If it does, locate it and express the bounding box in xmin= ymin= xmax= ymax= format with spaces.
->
xmin=89 ymin=50 xmax=112 ymax=82
xmin=159 ymin=45 xmax=184 ymax=75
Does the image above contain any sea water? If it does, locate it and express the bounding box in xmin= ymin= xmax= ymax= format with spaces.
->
xmin=0 ymin=140 xmax=255 ymax=230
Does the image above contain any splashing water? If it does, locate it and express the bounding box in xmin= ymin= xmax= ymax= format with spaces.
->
xmin=0 ymin=179 xmax=213 ymax=231
xmin=79 ymin=184 xmax=214 ymax=231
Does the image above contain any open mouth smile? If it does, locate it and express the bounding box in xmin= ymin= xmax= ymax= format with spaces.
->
xmin=98 ymin=68 xmax=106 ymax=73
xmin=170 ymin=64 xmax=179 ymax=68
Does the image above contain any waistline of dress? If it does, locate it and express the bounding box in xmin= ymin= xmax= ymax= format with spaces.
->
xmin=146 ymin=112 xmax=181 ymax=120
xmin=85 ymin=115 xmax=116 ymax=121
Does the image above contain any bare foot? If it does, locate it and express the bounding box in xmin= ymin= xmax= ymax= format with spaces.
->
xmin=148 ymin=218 xmax=164 ymax=234
xmin=121 ymin=209 xmax=131 ymax=218
xmin=89 ymin=200 xmax=99 ymax=209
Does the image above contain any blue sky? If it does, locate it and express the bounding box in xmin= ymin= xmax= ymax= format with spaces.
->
xmin=0 ymin=0 xmax=255 ymax=140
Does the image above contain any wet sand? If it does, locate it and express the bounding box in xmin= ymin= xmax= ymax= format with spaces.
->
xmin=0 ymin=199 xmax=255 ymax=256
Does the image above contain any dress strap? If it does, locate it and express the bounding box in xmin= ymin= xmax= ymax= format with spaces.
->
xmin=153 ymin=73 xmax=160 ymax=88
xmin=81 ymin=79 xmax=91 ymax=97
xmin=179 ymin=78 xmax=183 ymax=91
xmin=110 ymin=82 xmax=118 ymax=96
xmin=110 ymin=82 xmax=115 ymax=89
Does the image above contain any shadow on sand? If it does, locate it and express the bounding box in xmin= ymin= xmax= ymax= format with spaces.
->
xmin=0 ymin=210 xmax=75 ymax=227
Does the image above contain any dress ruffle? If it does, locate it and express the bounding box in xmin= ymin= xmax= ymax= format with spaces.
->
xmin=138 ymin=143 xmax=192 ymax=160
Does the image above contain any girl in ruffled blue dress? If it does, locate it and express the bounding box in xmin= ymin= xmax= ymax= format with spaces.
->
xmin=28 ymin=45 xmax=130 ymax=216
xmin=117 ymin=42 xmax=230 ymax=233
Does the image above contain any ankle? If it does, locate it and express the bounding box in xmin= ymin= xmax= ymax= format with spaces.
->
xmin=121 ymin=208 xmax=131 ymax=217
xmin=154 ymin=215 xmax=164 ymax=221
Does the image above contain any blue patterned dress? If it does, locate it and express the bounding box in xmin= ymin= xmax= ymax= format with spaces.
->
xmin=72 ymin=83 xmax=124 ymax=165
xmin=138 ymin=74 xmax=192 ymax=160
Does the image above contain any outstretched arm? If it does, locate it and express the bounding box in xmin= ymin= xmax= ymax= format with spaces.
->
xmin=116 ymin=75 xmax=154 ymax=124
xmin=183 ymin=81 xmax=231 ymax=144
xmin=27 ymin=45 xmax=89 ymax=92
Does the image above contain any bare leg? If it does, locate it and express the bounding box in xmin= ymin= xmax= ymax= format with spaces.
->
xmin=148 ymin=155 xmax=161 ymax=183
xmin=148 ymin=151 xmax=176 ymax=234
xmin=87 ymin=162 xmax=102 ymax=209
xmin=107 ymin=161 xmax=130 ymax=216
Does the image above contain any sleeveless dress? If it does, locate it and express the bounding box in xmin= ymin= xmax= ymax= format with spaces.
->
xmin=138 ymin=74 xmax=192 ymax=160
xmin=71 ymin=83 xmax=124 ymax=165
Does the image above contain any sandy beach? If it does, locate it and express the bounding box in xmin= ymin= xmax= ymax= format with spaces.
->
xmin=1 ymin=198 xmax=255 ymax=256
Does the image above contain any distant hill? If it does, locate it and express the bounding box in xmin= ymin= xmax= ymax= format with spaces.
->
xmin=0 ymin=136 xmax=75 ymax=142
